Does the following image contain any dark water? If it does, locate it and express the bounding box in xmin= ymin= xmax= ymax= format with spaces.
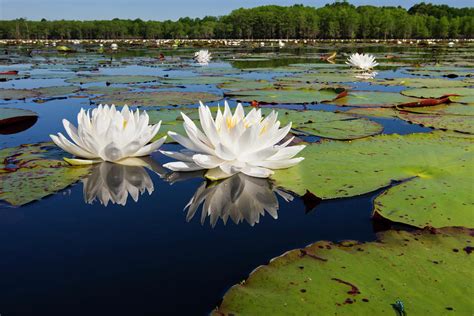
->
xmin=0 ymin=46 xmax=441 ymax=315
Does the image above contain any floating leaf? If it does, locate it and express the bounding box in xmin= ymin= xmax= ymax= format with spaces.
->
xmin=0 ymin=108 xmax=38 ymax=134
xmin=34 ymin=85 xmax=80 ymax=97
xmin=92 ymin=91 xmax=221 ymax=107
xmin=345 ymin=107 xmax=399 ymax=118
xmin=0 ymin=142 xmax=91 ymax=206
xmin=218 ymin=80 xmax=274 ymax=91
xmin=215 ymin=227 xmax=474 ymax=315
xmin=397 ymin=111 xmax=474 ymax=134
xmin=161 ymin=76 xmax=240 ymax=85
xmin=333 ymin=91 xmax=420 ymax=107
xmin=226 ymin=87 xmax=345 ymax=104
xmin=376 ymin=77 xmax=471 ymax=88
xmin=401 ymin=87 xmax=474 ymax=104
xmin=270 ymin=109 xmax=383 ymax=140
xmin=0 ymin=89 xmax=39 ymax=100
xmin=66 ymin=75 xmax=161 ymax=84
xmin=272 ymin=132 xmax=473 ymax=228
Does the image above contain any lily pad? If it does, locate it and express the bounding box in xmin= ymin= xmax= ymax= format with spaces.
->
xmin=218 ymin=80 xmax=274 ymax=91
xmin=397 ymin=111 xmax=474 ymax=134
xmin=34 ymin=85 xmax=80 ymax=97
xmin=215 ymin=227 xmax=474 ymax=315
xmin=401 ymin=88 xmax=474 ymax=104
xmin=0 ymin=108 xmax=38 ymax=134
xmin=276 ymin=72 xmax=364 ymax=84
xmin=272 ymin=132 xmax=473 ymax=228
xmin=345 ymin=107 xmax=399 ymax=118
xmin=92 ymin=91 xmax=221 ymax=107
xmin=0 ymin=142 xmax=91 ymax=206
xmin=66 ymin=75 xmax=161 ymax=84
xmin=161 ymin=76 xmax=240 ymax=85
xmin=376 ymin=77 xmax=471 ymax=88
xmin=0 ymin=89 xmax=40 ymax=100
xmin=226 ymin=87 xmax=345 ymax=104
xmin=272 ymin=109 xmax=383 ymax=140
xmin=333 ymin=91 xmax=420 ymax=107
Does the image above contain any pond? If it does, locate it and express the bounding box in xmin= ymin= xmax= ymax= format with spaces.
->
xmin=0 ymin=42 xmax=472 ymax=315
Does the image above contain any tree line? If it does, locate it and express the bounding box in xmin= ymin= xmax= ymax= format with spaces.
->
xmin=1 ymin=2 xmax=473 ymax=40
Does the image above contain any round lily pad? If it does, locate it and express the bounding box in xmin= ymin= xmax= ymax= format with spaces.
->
xmin=218 ymin=80 xmax=274 ymax=91
xmin=276 ymin=72 xmax=364 ymax=84
xmin=226 ymin=87 xmax=344 ymax=104
xmin=345 ymin=107 xmax=399 ymax=118
xmin=66 ymin=75 xmax=161 ymax=84
xmin=401 ymin=88 xmax=474 ymax=104
xmin=397 ymin=111 xmax=474 ymax=134
xmin=0 ymin=142 xmax=91 ymax=206
xmin=0 ymin=89 xmax=40 ymax=100
xmin=272 ymin=132 xmax=473 ymax=228
xmin=161 ymin=76 xmax=240 ymax=85
xmin=215 ymin=227 xmax=474 ymax=315
xmin=92 ymin=91 xmax=221 ymax=107
xmin=272 ymin=109 xmax=383 ymax=140
xmin=34 ymin=85 xmax=80 ymax=97
xmin=376 ymin=77 xmax=471 ymax=88
xmin=333 ymin=91 xmax=420 ymax=107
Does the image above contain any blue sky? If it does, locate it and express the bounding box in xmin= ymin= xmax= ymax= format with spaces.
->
xmin=1 ymin=0 xmax=470 ymax=20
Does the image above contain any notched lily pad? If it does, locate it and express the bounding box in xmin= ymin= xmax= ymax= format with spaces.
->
xmin=272 ymin=132 xmax=473 ymax=228
xmin=215 ymin=227 xmax=474 ymax=315
xmin=0 ymin=142 xmax=91 ymax=206
xmin=92 ymin=91 xmax=221 ymax=107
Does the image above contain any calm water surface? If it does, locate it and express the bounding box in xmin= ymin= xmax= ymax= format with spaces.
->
xmin=0 ymin=46 xmax=438 ymax=315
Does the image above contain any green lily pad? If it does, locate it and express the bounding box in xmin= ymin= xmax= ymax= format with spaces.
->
xmin=403 ymin=68 xmax=473 ymax=78
xmin=218 ymin=80 xmax=274 ymax=91
xmin=333 ymin=91 xmax=420 ymax=107
xmin=345 ymin=107 xmax=399 ymax=118
xmin=79 ymin=86 xmax=130 ymax=96
xmin=272 ymin=132 xmax=473 ymax=228
xmin=276 ymin=72 xmax=363 ymax=84
xmin=398 ymin=103 xmax=473 ymax=116
xmin=397 ymin=111 xmax=474 ymax=134
xmin=0 ymin=73 xmax=30 ymax=81
xmin=0 ymin=89 xmax=40 ymax=100
xmin=226 ymin=87 xmax=344 ymax=104
xmin=401 ymin=88 xmax=474 ymax=104
xmin=271 ymin=109 xmax=383 ymax=140
xmin=162 ymin=76 xmax=240 ymax=85
xmin=0 ymin=142 xmax=91 ymax=206
xmin=215 ymin=227 xmax=474 ymax=315
xmin=66 ymin=75 xmax=161 ymax=84
xmin=376 ymin=77 xmax=471 ymax=88
xmin=34 ymin=85 xmax=80 ymax=97
xmin=92 ymin=91 xmax=221 ymax=107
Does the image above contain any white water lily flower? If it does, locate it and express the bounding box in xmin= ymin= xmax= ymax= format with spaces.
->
xmin=185 ymin=173 xmax=293 ymax=227
xmin=161 ymin=101 xmax=305 ymax=180
xmin=346 ymin=53 xmax=378 ymax=71
xmin=83 ymin=160 xmax=154 ymax=206
xmin=50 ymin=104 xmax=166 ymax=164
xmin=194 ymin=49 xmax=212 ymax=65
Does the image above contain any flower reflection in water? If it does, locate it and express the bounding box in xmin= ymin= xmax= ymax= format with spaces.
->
xmin=184 ymin=173 xmax=293 ymax=227
xmin=82 ymin=158 xmax=164 ymax=206
xmin=354 ymin=71 xmax=378 ymax=80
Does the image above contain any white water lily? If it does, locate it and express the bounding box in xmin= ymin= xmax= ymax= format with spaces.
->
xmin=161 ymin=101 xmax=305 ymax=180
xmin=194 ymin=49 xmax=212 ymax=65
xmin=185 ymin=173 xmax=293 ymax=227
xmin=50 ymin=105 xmax=166 ymax=165
xmin=346 ymin=53 xmax=378 ymax=71
xmin=83 ymin=160 xmax=154 ymax=206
